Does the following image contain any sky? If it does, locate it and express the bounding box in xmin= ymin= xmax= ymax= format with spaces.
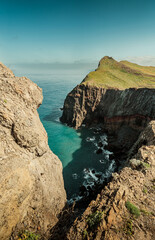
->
xmin=1 ymin=0 xmax=155 ymax=67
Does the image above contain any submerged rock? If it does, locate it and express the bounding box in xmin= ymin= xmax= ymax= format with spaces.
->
xmin=98 ymin=141 xmax=103 ymax=148
xmin=96 ymin=148 xmax=103 ymax=154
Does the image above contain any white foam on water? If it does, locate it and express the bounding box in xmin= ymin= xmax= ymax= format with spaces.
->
xmin=86 ymin=136 xmax=96 ymax=142
xmin=68 ymin=195 xmax=82 ymax=205
xmin=104 ymin=160 xmax=116 ymax=178
xmin=72 ymin=173 xmax=78 ymax=180
xmin=105 ymin=150 xmax=113 ymax=155
xmin=55 ymin=117 xmax=60 ymax=122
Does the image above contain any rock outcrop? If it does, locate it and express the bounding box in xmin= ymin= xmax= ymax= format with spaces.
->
xmin=61 ymin=57 xmax=155 ymax=153
xmin=58 ymin=57 xmax=155 ymax=239
xmin=0 ymin=63 xmax=66 ymax=239
xmin=61 ymin=84 xmax=155 ymax=130
xmin=66 ymin=121 xmax=155 ymax=240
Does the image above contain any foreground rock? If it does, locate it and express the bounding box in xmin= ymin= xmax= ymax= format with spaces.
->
xmin=66 ymin=121 xmax=155 ymax=240
xmin=0 ymin=63 xmax=66 ymax=239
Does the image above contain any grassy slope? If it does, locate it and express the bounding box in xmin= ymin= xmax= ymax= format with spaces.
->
xmin=82 ymin=56 xmax=155 ymax=89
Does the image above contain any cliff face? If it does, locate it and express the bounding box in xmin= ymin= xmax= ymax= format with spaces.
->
xmin=57 ymin=57 xmax=155 ymax=239
xmin=0 ymin=63 xmax=66 ymax=239
xmin=67 ymin=121 xmax=155 ymax=240
xmin=61 ymin=58 xmax=155 ymax=152
xmin=61 ymin=84 xmax=154 ymax=152
xmin=61 ymin=84 xmax=155 ymax=131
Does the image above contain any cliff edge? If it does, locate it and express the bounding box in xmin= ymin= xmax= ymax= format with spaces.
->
xmin=0 ymin=63 xmax=66 ymax=239
xmin=61 ymin=57 xmax=155 ymax=153
xmin=56 ymin=57 xmax=155 ymax=240
xmin=66 ymin=121 xmax=155 ymax=240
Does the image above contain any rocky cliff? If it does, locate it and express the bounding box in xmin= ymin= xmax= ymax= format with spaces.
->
xmin=66 ymin=121 xmax=155 ymax=240
xmin=56 ymin=57 xmax=155 ymax=239
xmin=0 ymin=63 xmax=66 ymax=239
xmin=61 ymin=84 xmax=155 ymax=130
xmin=61 ymin=57 xmax=155 ymax=152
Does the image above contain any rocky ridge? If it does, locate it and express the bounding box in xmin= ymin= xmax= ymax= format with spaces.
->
xmin=61 ymin=57 xmax=155 ymax=155
xmin=58 ymin=57 xmax=155 ymax=239
xmin=0 ymin=63 xmax=66 ymax=239
xmin=66 ymin=121 xmax=155 ymax=240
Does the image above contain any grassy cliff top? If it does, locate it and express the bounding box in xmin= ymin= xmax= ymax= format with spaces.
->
xmin=82 ymin=56 xmax=155 ymax=89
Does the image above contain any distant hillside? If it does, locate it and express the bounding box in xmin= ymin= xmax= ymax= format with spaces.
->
xmin=82 ymin=56 xmax=155 ymax=89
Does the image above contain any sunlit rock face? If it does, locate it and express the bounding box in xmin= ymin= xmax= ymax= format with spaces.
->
xmin=0 ymin=63 xmax=66 ymax=239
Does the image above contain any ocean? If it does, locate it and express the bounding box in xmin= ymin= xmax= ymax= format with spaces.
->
xmin=12 ymin=66 xmax=115 ymax=200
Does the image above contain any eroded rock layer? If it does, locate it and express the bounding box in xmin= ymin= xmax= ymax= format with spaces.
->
xmin=0 ymin=63 xmax=66 ymax=239
xmin=61 ymin=84 xmax=155 ymax=131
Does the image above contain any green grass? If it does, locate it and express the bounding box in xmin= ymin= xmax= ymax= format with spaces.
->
xmin=17 ymin=230 xmax=40 ymax=240
xmin=123 ymin=219 xmax=134 ymax=236
xmin=125 ymin=201 xmax=141 ymax=218
xmin=142 ymin=162 xmax=150 ymax=168
xmin=143 ymin=188 xmax=148 ymax=194
xmin=140 ymin=209 xmax=151 ymax=215
xmin=120 ymin=60 xmax=155 ymax=76
xmin=86 ymin=210 xmax=103 ymax=230
xmin=82 ymin=56 xmax=155 ymax=89
xmin=82 ymin=229 xmax=88 ymax=240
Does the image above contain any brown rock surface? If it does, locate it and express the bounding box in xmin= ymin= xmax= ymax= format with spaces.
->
xmin=61 ymin=84 xmax=155 ymax=131
xmin=66 ymin=121 xmax=155 ymax=240
xmin=0 ymin=63 xmax=66 ymax=239
xmin=61 ymin=83 xmax=155 ymax=156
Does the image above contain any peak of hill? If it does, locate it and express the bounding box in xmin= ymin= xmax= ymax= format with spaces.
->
xmin=0 ymin=62 xmax=15 ymax=78
xmin=82 ymin=57 xmax=155 ymax=89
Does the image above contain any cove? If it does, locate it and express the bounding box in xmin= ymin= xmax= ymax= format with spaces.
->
xmin=12 ymin=68 xmax=115 ymax=200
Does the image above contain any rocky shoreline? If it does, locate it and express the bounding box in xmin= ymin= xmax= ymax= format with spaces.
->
xmin=0 ymin=58 xmax=154 ymax=240
xmin=57 ymin=58 xmax=155 ymax=239
xmin=51 ymin=121 xmax=155 ymax=240
xmin=65 ymin=120 xmax=155 ymax=240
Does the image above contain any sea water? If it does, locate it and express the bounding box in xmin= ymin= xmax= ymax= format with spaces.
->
xmin=12 ymin=67 xmax=115 ymax=200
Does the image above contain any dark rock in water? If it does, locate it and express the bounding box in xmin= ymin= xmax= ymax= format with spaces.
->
xmin=86 ymin=137 xmax=90 ymax=141
xmin=92 ymin=169 xmax=96 ymax=174
xmin=95 ymin=173 xmax=102 ymax=178
xmin=109 ymin=153 xmax=115 ymax=160
xmin=98 ymin=141 xmax=103 ymax=148
xmin=93 ymin=128 xmax=102 ymax=134
xmin=96 ymin=148 xmax=103 ymax=154
xmin=79 ymin=185 xmax=87 ymax=196
xmin=87 ymin=186 xmax=92 ymax=191
xmin=93 ymin=129 xmax=98 ymax=134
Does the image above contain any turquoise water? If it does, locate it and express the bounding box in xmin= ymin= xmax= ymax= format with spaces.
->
xmin=13 ymin=68 xmax=115 ymax=200
xmin=33 ymin=74 xmax=82 ymax=168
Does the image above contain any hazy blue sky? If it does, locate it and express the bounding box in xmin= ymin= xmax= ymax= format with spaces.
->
xmin=1 ymin=0 xmax=155 ymax=66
